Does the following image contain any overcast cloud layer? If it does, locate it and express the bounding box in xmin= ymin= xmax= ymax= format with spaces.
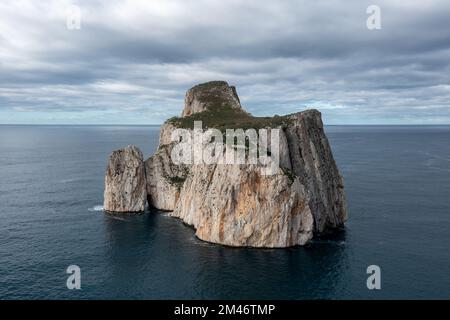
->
xmin=1 ymin=0 xmax=450 ymax=124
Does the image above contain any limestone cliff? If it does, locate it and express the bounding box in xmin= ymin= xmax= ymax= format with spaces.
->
xmin=104 ymin=145 xmax=147 ymax=213
xmin=142 ymin=81 xmax=348 ymax=247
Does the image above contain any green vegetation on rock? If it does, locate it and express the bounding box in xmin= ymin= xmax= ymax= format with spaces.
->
xmin=167 ymin=175 xmax=187 ymax=189
xmin=169 ymin=80 xmax=293 ymax=132
xmin=281 ymin=167 xmax=297 ymax=184
xmin=169 ymin=105 xmax=292 ymax=132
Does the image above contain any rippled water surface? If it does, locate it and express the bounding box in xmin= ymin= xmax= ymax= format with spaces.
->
xmin=1 ymin=125 xmax=449 ymax=299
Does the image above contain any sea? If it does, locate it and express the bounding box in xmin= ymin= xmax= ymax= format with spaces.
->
xmin=0 ymin=124 xmax=449 ymax=299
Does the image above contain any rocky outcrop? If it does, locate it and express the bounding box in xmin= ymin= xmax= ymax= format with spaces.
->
xmin=104 ymin=145 xmax=147 ymax=213
xmin=103 ymin=81 xmax=347 ymax=247
xmin=181 ymin=81 xmax=242 ymax=117
xmin=143 ymin=81 xmax=347 ymax=247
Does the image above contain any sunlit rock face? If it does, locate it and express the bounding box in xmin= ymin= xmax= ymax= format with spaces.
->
xmin=171 ymin=163 xmax=315 ymax=247
xmin=103 ymin=145 xmax=147 ymax=213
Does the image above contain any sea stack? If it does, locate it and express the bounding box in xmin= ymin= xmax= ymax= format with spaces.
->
xmin=104 ymin=81 xmax=348 ymax=247
xmin=104 ymin=145 xmax=147 ymax=213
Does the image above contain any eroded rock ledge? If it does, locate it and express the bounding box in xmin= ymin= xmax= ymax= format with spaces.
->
xmin=104 ymin=81 xmax=348 ymax=247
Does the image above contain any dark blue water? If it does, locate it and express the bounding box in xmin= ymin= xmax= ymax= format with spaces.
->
xmin=0 ymin=125 xmax=449 ymax=299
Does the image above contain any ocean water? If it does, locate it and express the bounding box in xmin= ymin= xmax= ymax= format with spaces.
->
xmin=0 ymin=124 xmax=449 ymax=299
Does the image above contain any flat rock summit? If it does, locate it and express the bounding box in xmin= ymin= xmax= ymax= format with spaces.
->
xmin=104 ymin=81 xmax=348 ymax=248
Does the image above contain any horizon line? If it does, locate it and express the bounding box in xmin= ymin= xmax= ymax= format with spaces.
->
xmin=2 ymin=123 xmax=450 ymax=126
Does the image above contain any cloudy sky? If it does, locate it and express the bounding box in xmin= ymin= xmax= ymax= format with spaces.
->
xmin=1 ymin=0 xmax=450 ymax=124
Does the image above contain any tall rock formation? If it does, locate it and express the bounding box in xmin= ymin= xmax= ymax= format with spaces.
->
xmin=104 ymin=145 xmax=147 ymax=213
xmin=142 ymin=81 xmax=348 ymax=247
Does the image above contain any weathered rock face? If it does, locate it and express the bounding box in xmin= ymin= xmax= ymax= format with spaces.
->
xmin=104 ymin=145 xmax=147 ymax=213
xmin=143 ymin=80 xmax=348 ymax=247
xmin=144 ymin=144 xmax=188 ymax=211
xmin=172 ymin=164 xmax=314 ymax=247
xmin=284 ymin=110 xmax=347 ymax=232
xmin=181 ymin=81 xmax=242 ymax=117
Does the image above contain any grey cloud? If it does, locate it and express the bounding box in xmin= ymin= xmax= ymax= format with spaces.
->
xmin=0 ymin=0 xmax=450 ymax=124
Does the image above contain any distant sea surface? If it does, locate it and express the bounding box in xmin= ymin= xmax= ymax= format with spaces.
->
xmin=0 ymin=124 xmax=449 ymax=299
